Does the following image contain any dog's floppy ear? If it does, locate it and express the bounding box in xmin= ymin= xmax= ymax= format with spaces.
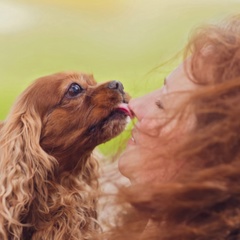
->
xmin=0 ymin=94 xmax=57 ymax=239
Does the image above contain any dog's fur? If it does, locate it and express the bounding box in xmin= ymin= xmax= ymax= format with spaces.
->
xmin=0 ymin=72 xmax=130 ymax=239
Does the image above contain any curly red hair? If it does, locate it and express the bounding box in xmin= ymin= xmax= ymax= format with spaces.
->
xmin=101 ymin=15 xmax=240 ymax=240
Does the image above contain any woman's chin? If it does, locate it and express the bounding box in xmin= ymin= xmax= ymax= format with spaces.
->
xmin=118 ymin=150 xmax=134 ymax=179
xmin=127 ymin=137 xmax=136 ymax=146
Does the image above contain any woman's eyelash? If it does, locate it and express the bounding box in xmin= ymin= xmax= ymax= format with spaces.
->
xmin=156 ymin=100 xmax=164 ymax=109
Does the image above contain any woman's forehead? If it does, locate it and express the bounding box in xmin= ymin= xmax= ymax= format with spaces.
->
xmin=166 ymin=60 xmax=196 ymax=92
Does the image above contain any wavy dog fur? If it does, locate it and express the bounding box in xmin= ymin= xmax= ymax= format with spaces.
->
xmin=0 ymin=72 xmax=130 ymax=239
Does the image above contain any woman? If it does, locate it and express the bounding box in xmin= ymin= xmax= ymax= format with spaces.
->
xmin=101 ymin=15 xmax=240 ymax=240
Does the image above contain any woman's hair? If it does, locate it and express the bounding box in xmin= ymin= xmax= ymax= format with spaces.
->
xmin=101 ymin=15 xmax=240 ymax=240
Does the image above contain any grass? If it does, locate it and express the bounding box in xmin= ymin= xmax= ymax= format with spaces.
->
xmin=0 ymin=0 xmax=239 ymax=155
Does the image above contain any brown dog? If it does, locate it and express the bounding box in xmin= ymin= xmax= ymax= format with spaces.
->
xmin=0 ymin=72 xmax=131 ymax=239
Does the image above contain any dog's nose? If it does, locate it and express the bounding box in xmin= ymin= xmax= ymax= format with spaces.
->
xmin=108 ymin=80 xmax=124 ymax=93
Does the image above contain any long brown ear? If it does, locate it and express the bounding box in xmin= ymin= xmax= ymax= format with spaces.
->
xmin=0 ymin=100 xmax=57 ymax=239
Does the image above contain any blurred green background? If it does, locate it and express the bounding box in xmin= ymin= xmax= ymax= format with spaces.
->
xmin=1 ymin=0 xmax=240 ymax=156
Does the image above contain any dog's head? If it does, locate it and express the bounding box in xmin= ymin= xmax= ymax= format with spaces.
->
xmin=3 ymin=72 xmax=131 ymax=173
xmin=39 ymin=72 xmax=131 ymax=166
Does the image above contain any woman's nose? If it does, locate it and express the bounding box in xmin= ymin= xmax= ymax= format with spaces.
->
xmin=129 ymin=90 xmax=160 ymax=120
xmin=129 ymin=95 xmax=150 ymax=120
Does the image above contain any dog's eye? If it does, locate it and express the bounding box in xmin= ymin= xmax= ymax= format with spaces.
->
xmin=66 ymin=83 xmax=83 ymax=97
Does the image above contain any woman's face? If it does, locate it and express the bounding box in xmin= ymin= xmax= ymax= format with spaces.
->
xmin=119 ymin=61 xmax=198 ymax=184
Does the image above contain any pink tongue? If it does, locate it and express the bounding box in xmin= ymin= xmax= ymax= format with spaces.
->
xmin=117 ymin=103 xmax=133 ymax=118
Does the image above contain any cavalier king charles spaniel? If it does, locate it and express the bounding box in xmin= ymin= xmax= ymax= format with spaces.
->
xmin=0 ymin=72 xmax=131 ymax=239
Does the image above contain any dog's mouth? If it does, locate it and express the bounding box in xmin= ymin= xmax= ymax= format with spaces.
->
xmin=103 ymin=102 xmax=133 ymax=125
xmin=86 ymin=102 xmax=133 ymax=145
xmin=115 ymin=103 xmax=133 ymax=118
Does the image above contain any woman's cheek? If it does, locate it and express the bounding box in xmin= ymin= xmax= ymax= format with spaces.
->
xmin=137 ymin=117 xmax=165 ymax=137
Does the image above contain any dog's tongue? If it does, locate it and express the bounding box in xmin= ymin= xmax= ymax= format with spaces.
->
xmin=117 ymin=103 xmax=133 ymax=118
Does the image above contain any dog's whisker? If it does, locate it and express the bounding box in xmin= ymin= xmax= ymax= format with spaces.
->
xmin=81 ymin=108 xmax=97 ymax=130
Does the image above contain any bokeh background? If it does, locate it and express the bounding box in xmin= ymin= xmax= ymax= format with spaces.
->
xmin=1 ymin=0 xmax=240 ymax=155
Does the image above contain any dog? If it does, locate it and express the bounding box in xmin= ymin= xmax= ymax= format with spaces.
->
xmin=0 ymin=72 xmax=131 ymax=239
